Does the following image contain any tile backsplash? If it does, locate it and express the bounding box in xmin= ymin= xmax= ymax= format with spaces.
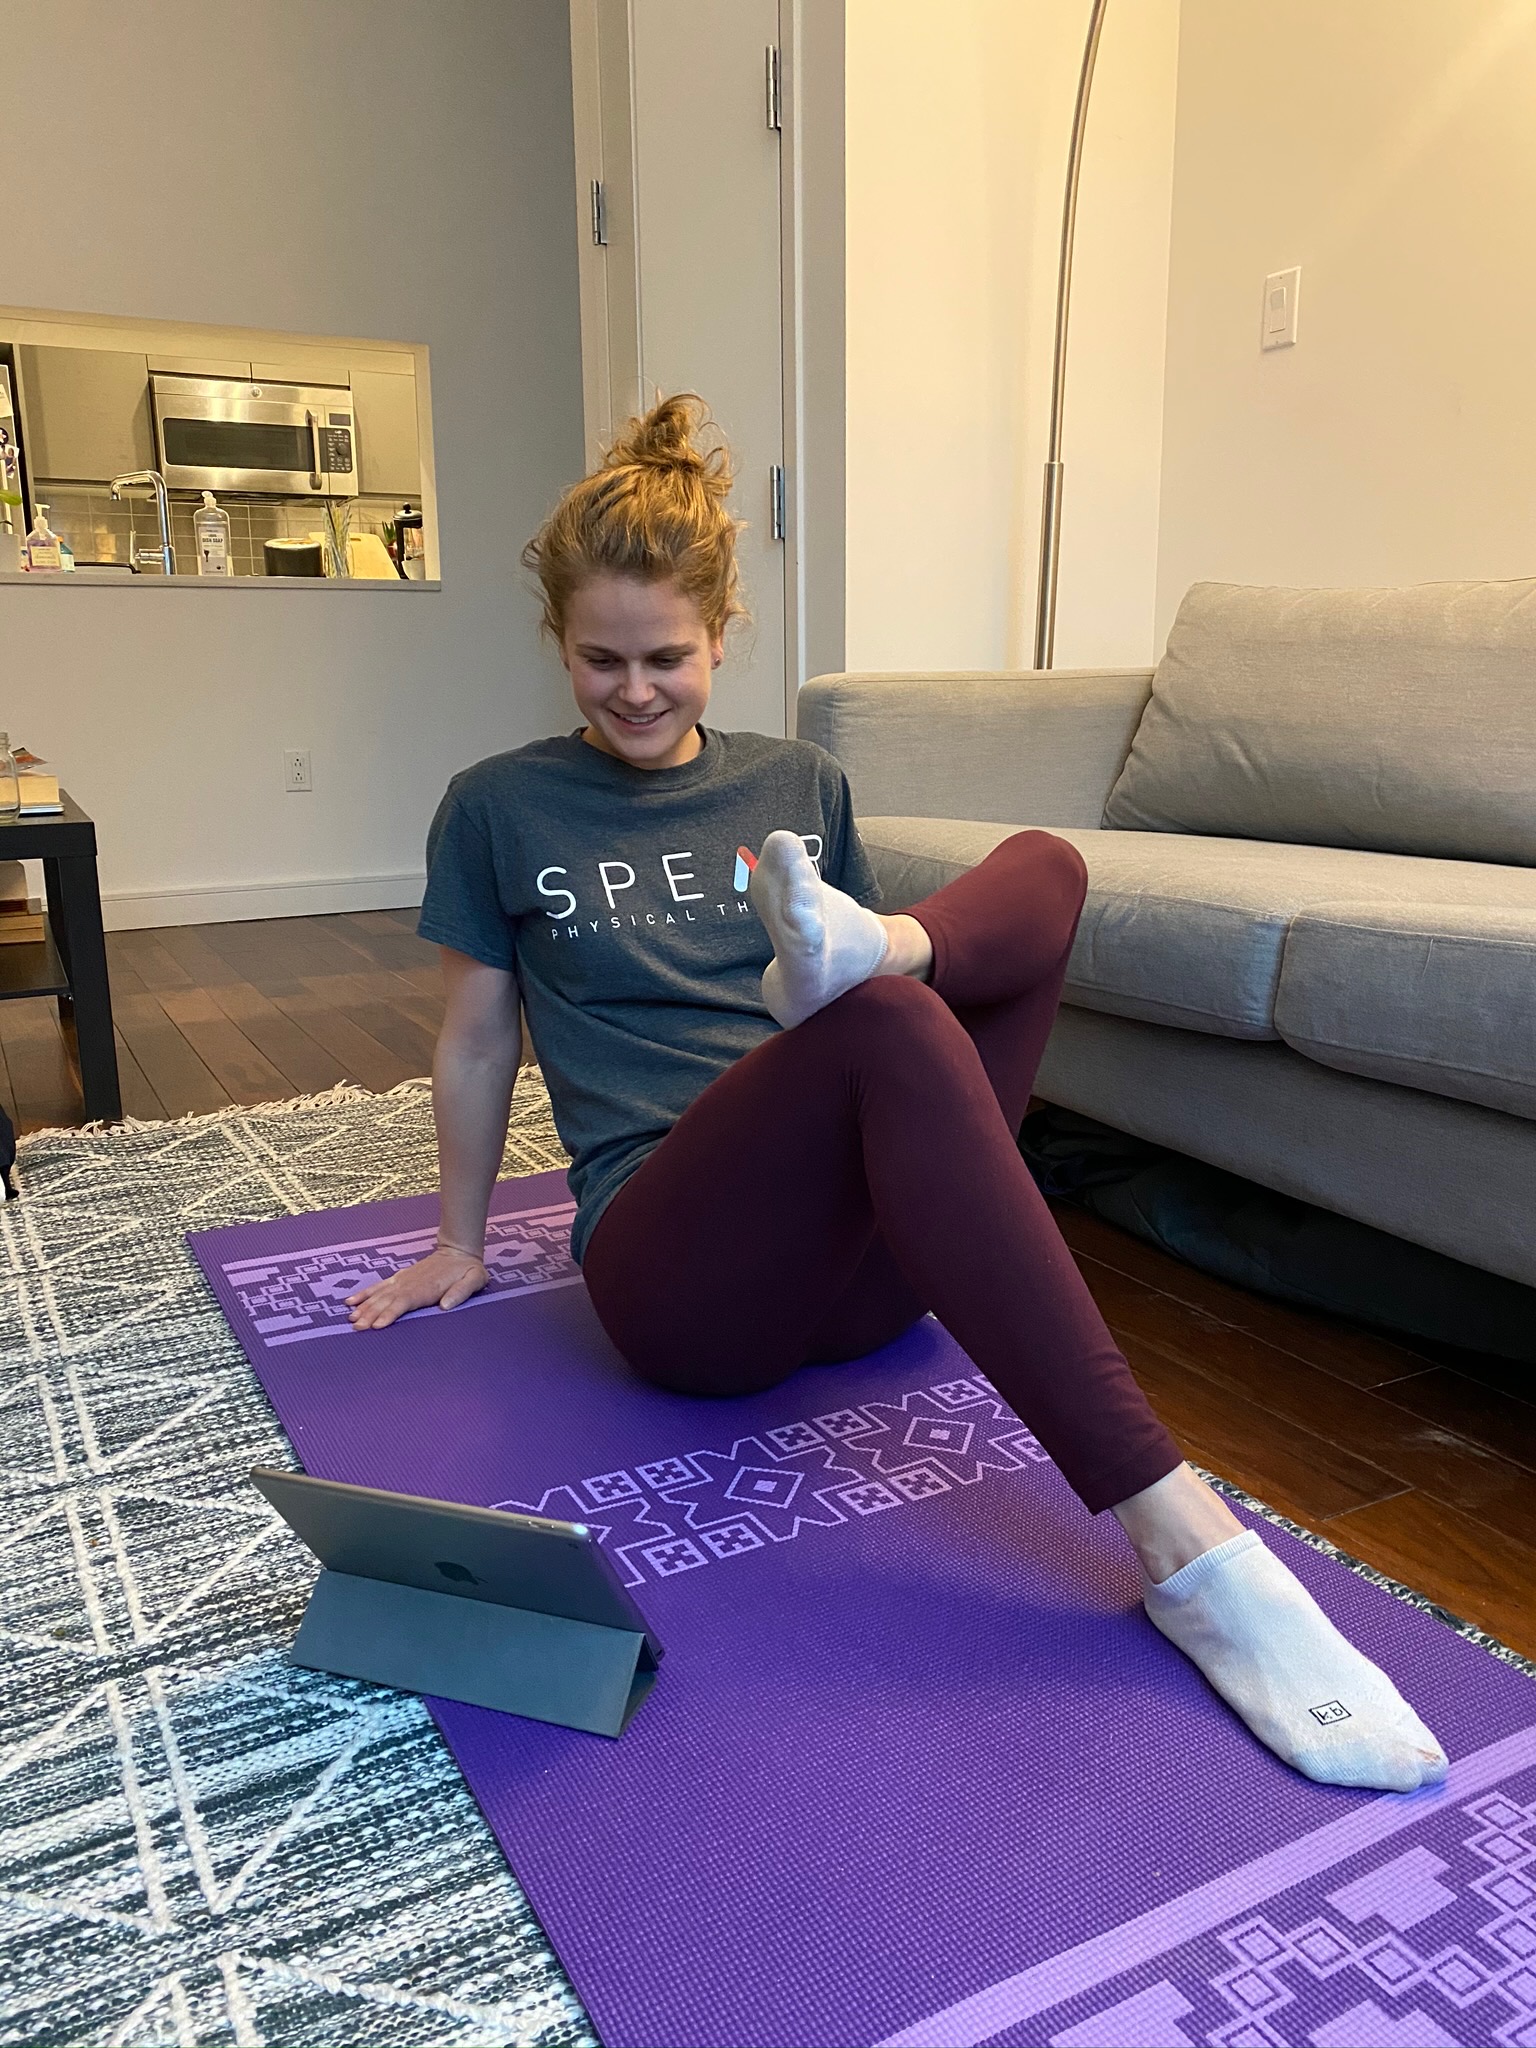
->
xmin=33 ymin=485 xmax=414 ymax=579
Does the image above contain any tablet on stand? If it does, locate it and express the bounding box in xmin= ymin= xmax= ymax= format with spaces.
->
xmin=251 ymin=1466 xmax=665 ymax=1738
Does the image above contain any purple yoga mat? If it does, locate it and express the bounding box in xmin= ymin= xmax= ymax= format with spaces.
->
xmin=191 ymin=1172 xmax=1536 ymax=2048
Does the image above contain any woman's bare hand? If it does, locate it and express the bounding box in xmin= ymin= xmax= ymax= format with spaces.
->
xmin=346 ymin=1246 xmax=488 ymax=1330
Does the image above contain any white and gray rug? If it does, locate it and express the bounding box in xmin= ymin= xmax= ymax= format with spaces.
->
xmin=1 ymin=1077 xmax=592 ymax=2048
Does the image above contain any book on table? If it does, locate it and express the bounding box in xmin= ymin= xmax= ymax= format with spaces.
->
xmin=19 ymin=774 xmax=61 ymax=814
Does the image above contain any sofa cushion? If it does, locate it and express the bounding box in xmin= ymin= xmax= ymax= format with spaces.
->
xmin=859 ymin=816 xmax=1536 ymax=1040
xmin=1276 ymin=902 xmax=1536 ymax=1120
xmin=1103 ymin=578 xmax=1536 ymax=865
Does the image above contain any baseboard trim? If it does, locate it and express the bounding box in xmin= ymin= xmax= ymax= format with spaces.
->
xmin=102 ymin=871 xmax=426 ymax=932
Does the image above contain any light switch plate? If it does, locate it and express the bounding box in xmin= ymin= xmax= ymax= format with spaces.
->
xmin=1261 ymin=266 xmax=1301 ymax=350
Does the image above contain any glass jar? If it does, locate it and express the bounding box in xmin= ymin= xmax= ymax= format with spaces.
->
xmin=0 ymin=734 xmax=18 ymax=823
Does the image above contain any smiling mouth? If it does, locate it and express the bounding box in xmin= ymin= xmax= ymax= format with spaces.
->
xmin=611 ymin=709 xmax=668 ymax=729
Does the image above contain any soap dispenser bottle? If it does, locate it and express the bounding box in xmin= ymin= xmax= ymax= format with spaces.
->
xmin=23 ymin=504 xmax=63 ymax=573
xmin=193 ymin=491 xmax=233 ymax=576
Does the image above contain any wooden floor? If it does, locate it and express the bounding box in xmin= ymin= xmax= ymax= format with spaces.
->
xmin=1 ymin=907 xmax=445 ymax=1129
xmin=9 ymin=908 xmax=1534 ymax=1660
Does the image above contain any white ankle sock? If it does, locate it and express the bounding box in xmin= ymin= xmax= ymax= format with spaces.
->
xmin=749 ymin=829 xmax=890 ymax=1028
xmin=1143 ymin=1529 xmax=1447 ymax=1792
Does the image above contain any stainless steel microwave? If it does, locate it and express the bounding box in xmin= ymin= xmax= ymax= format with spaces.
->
xmin=151 ymin=374 xmax=358 ymax=497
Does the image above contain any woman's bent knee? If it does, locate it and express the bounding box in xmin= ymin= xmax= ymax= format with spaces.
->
xmin=999 ymin=828 xmax=1088 ymax=912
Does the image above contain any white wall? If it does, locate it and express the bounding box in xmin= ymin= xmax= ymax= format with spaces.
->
xmin=841 ymin=0 xmax=1179 ymax=675
xmin=1158 ymin=0 xmax=1536 ymax=641
xmin=1 ymin=0 xmax=583 ymax=927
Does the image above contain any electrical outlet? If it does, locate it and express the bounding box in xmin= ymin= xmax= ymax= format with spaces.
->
xmin=283 ymin=749 xmax=313 ymax=793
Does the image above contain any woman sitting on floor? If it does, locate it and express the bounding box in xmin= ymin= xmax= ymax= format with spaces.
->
xmin=348 ymin=395 xmax=1444 ymax=1795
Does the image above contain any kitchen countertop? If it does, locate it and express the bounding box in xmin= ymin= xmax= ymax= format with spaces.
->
xmin=0 ymin=571 xmax=441 ymax=588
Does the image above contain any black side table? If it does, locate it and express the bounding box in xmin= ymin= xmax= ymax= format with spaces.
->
xmin=0 ymin=793 xmax=122 ymax=1123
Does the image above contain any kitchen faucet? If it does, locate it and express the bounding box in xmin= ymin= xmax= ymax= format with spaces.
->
xmin=109 ymin=469 xmax=176 ymax=576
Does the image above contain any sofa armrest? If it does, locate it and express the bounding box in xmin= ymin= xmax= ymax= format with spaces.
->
xmin=796 ymin=669 xmax=1154 ymax=826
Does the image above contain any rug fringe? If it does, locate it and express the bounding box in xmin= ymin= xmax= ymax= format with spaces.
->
xmin=16 ymin=1075 xmax=435 ymax=1149
xmin=1199 ymin=1464 xmax=1536 ymax=1680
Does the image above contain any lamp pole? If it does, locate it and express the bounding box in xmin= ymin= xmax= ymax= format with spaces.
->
xmin=1033 ymin=0 xmax=1109 ymax=670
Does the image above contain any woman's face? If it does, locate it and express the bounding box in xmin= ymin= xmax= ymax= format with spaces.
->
xmin=562 ymin=573 xmax=721 ymax=771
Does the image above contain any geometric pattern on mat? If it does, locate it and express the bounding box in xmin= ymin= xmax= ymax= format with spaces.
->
xmin=885 ymin=1728 xmax=1536 ymax=2047
xmin=491 ymin=1383 xmax=1053 ymax=1589
xmin=0 ymin=1076 xmax=592 ymax=2048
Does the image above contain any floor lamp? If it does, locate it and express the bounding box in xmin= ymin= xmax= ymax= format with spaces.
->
xmin=1033 ymin=0 xmax=1110 ymax=670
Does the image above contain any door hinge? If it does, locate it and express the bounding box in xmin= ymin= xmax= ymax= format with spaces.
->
xmin=770 ymin=464 xmax=786 ymax=542
xmin=765 ymin=44 xmax=782 ymax=132
xmin=590 ymin=178 xmax=608 ymax=247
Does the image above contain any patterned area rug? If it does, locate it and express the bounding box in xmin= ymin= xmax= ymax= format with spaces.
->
xmin=1 ymin=1077 xmax=592 ymax=2048
xmin=8 ymin=1080 xmax=1528 ymax=2048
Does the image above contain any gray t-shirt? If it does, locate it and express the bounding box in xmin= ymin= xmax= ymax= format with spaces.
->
xmin=418 ymin=727 xmax=880 ymax=1260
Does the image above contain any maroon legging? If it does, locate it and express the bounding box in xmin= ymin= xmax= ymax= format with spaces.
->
xmin=582 ymin=830 xmax=1182 ymax=1514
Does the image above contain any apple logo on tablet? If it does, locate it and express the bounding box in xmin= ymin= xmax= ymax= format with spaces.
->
xmin=435 ymin=1560 xmax=479 ymax=1585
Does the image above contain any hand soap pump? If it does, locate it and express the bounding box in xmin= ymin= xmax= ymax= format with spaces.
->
xmin=23 ymin=504 xmax=63 ymax=573
xmin=193 ymin=491 xmax=233 ymax=577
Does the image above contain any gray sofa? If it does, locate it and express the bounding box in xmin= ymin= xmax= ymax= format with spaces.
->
xmin=799 ymin=578 xmax=1536 ymax=1291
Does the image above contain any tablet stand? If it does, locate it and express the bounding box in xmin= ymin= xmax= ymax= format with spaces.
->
xmin=291 ymin=1569 xmax=659 ymax=1737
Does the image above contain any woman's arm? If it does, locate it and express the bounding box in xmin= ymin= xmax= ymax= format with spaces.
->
xmin=347 ymin=947 xmax=522 ymax=1330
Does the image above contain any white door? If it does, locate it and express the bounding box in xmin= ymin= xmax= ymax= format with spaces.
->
xmin=570 ymin=0 xmax=788 ymax=739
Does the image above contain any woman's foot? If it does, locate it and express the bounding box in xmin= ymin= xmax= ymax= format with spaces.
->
xmin=1116 ymin=1465 xmax=1447 ymax=1792
xmin=749 ymin=830 xmax=931 ymax=1026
